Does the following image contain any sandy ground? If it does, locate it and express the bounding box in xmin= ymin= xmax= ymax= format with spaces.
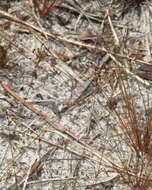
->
xmin=0 ymin=0 xmax=152 ymax=189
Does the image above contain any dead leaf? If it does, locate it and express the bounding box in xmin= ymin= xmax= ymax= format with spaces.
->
xmin=79 ymin=30 xmax=96 ymax=41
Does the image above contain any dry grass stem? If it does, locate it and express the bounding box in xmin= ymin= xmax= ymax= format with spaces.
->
xmin=1 ymin=1 xmax=152 ymax=189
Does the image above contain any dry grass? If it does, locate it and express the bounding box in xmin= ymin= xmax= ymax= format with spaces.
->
xmin=0 ymin=0 xmax=152 ymax=189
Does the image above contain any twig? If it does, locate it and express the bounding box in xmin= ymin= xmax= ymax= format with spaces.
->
xmin=22 ymin=162 xmax=33 ymax=190
xmin=85 ymin=174 xmax=120 ymax=190
xmin=107 ymin=52 xmax=150 ymax=86
xmin=27 ymin=177 xmax=78 ymax=185
xmin=107 ymin=9 xmax=119 ymax=46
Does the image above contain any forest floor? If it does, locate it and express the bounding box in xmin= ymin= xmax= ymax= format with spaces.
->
xmin=0 ymin=0 xmax=152 ymax=189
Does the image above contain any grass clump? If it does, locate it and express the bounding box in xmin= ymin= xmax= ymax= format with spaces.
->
xmin=105 ymin=64 xmax=152 ymax=189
